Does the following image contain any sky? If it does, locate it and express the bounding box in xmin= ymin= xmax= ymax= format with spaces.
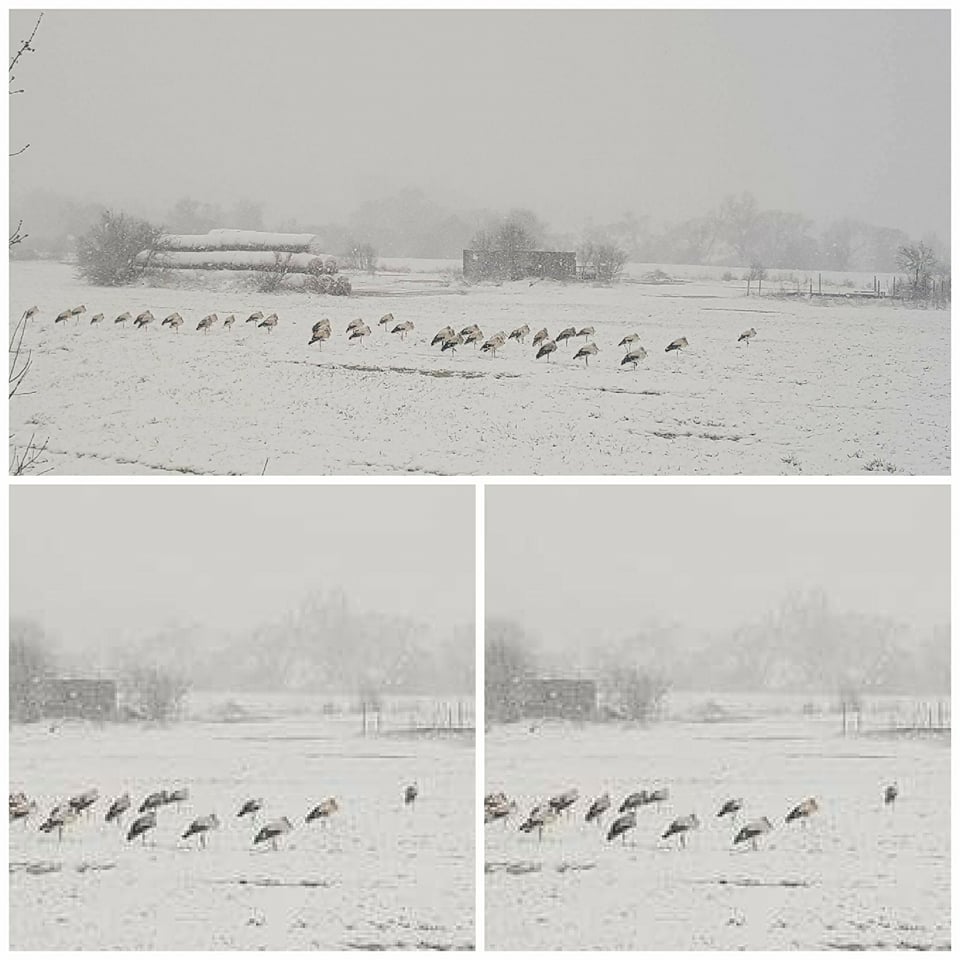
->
xmin=10 ymin=484 xmax=475 ymax=651
xmin=8 ymin=8 xmax=950 ymax=239
xmin=486 ymin=485 xmax=950 ymax=648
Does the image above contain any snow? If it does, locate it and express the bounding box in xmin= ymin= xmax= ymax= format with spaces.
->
xmin=159 ymin=230 xmax=320 ymax=252
xmin=9 ymin=697 xmax=475 ymax=950
xmin=484 ymin=713 xmax=950 ymax=950
xmin=9 ymin=260 xmax=949 ymax=475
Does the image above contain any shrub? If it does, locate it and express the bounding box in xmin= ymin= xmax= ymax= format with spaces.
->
xmin=255 ymin=251 xmax=293 ymax=293
xmin=121 ymin=664 xmax=190 ymax=722
xmin=76 ymin=210 xmax=163 ymax=286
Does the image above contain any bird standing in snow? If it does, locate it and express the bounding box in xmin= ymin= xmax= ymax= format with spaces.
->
xmin=573 ymin=342 xmax=598 ymax=367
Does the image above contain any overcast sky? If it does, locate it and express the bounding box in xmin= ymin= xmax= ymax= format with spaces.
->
xmin=10 ymin=484 xmax=475 ymax=651
xmin=8 ymin=9 xmax=949 ymax=239
xmin=487 ymin=485 xmax=950 ymax=648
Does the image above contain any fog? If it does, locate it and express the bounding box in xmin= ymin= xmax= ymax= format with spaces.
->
xmin=10 ymin=484 xmax=475 ymax=677
xmin=486 ymin=485 xmax=949 ymax=690
xmin=9 ymin=9 xmax=949 ymax=241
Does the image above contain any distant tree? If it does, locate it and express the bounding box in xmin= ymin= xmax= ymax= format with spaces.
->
xmin=76 ymin=210 xmax=163 ymax=286
xmin=10 ymin=618 xmax=55 ymax=721
xmin=603 ymin=665 xmax=671 ymax=723
xmin=717 ymin=192 xmax=760 ymax=262
xmin=579 ymin=235 xmax=628 ymax=282
xmin=897 ymin=240 xmax=939 ymax=296
xmin=343 ymin=241 xmax=377 ymax=272
xmin=485 ymin=619 xmax=536 ymax=722
xmin=121 ymin=664 xmax=190 ymax=722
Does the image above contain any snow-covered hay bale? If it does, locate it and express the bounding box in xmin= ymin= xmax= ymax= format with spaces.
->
xmin=137 ymin=249 xmax=332 ymax=274
xmin=158 ymin=230 xmax=322 ymax=254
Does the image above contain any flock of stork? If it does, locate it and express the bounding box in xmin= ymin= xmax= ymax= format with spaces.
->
xmin=35 ymin=303 xmax=760 ymax=369
xmin=485 ymin=783 xmax=899 ymax=851
xmin=9 ymin=783 xmax=419 ymax=851
xmin=42 ymin=303 xmax=281 ymax=334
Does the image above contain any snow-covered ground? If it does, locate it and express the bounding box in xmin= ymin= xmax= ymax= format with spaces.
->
xmin=9 ymin=260 xmax=949 ymax=475
xmin=485 ymin=714 xmax=950 ymax=950
xmin=9 ymin=698 xmax=475 ymax=950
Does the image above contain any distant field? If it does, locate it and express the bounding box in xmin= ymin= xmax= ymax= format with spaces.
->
xmin=10 ymin=706 xmax=475 ymax=950
xmin=9 ymin=260 xmax=949 ymax=475
xmin=485 ymin=715 xmax=950 ymax=950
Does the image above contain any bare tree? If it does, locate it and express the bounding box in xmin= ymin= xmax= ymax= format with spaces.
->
xmin=9 ymin=12 xmax=43 ymax=247
xmin=485 ymin=619 xmax=536 ymax=722
xmin=9 ymin=617 xmax=56 ymax=721
xmin=76 ymin=210 xmax=163 ymax=285
xmin=121 ymin=665 xmax=190 ymax=722
xmin=897 ymin=240 xmax=939 ymax=297
xmin=9 ymin=307 xmax=48 ymax=475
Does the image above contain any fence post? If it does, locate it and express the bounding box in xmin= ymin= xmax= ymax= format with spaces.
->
xmin=361 ymin=701 xmax=367 ymax=736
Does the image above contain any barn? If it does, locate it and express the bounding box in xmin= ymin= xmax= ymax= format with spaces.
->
xmin=520 ymin=678 xmax=597 ymax=721
xmin=463 ymin=249 xmax=577 ymax=282
xmin=40 ymin=678 xmax=117 ymax=721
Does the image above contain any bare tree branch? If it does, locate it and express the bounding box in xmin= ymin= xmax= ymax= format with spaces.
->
xmin=9 ymin=13 xmax=43 ymax=77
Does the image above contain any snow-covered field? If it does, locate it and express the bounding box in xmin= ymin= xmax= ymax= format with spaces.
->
xmin=9 ymin=700 xmax=475 ymax=950
xmin=9 ymin=260 xmax=949 ymax=475
xmin=485 ymin=714 xmax=950 ymax=950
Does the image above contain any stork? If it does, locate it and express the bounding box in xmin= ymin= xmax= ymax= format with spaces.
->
xmin=254 ymin=816 xmax=293 ymax=851
xmin=585 ymin=792 xmax=611 ymax=825
xmin=536 ymin=339 xmax=557 ymax=362
xmin=391 ymin=320 xmax=414 ymax=341
xmin=621 ymin=347 xmax=647 ymax=369
xmin=606 ymin=810 xmax=636 ymax=844
xmin=733 ymin=816 xmax=773 ymax=850
xmin=134 ymin=310 xmax=154 ymax=329
xmin=556 ymin=326 xmax=576 ymax=347
xmin=182 ymin=813 xmax=219 ymax=849
xmin=258 ymin=313 xmax=278 ymax=333
xmin=662 ymin=813 xmax=699 ymax=848
xmin=618 ymin=333 xmax=641 ymax=349
xmin=576 ymin=325 xmax=595 ymax=340
xmin=166 ymin=787 xmax=189 ymax=812
xmin=349 ymin=322 xmax=371 ymax=346
xmin=549 ymin=788 xmax=579 ymax=817
xmin=237 ymin=798 xmax=263 ymax=824
xmin=68 ymin=788 xmax=99 ymax=818
xmin=665 ymin=336 xmax=688 ymax=355
xmin=309 ymin=326 xmax=331 ymax=349
xmin=573 ymin=342 xmax=599 ymax=367
xmin=716 ymin=798 xmax=743 ymax=823
xmin=508 ymin=324 xmax=530 ymax=344
xmin=785 ymin=797 xmax=819 ymax=827
xmin=115 ymin=311 xmax=131 ymax=326
xmin=305 ymin=797 xmax=339 ymax=826
xmin=89 ymin=313 xmax=104 ymax=325
xmin=105 ymin=792 xmax=131 ymax=826
xmin=519 ymin=804 xmax=556 ymax=841
xmin=223 ymin=314 xmax=236 ymax=329
xmin=738 ymin=327 xmax=757 ymax=344
xmin=404 ymin=783 xmax=419 ymax=807
xmin=431 ymin=326 xmax=455 ymax=347
xmin=139 ymin=790 xmax=169 ymax=813
xmin=441 ymin=332 xmax=464 ymax=354
xmin=70 ymin=304 xmax=87 ymax=323
xmin=246 ymin=311 xmax=264 ymax=324
xmin=378 ymin=312 xmax=395 ymax=328
xmin=39 ymin=805 xmax=77 ymax=842
xmin=531 ymin=328 xmax=549 ymax=348
xmin=884 ymin=783 xmax=898 ymax=808
xmin=481 ymin=333 xmax=506 ymax=357
xmin=127 ymin=810 xmax=157 ymax=845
